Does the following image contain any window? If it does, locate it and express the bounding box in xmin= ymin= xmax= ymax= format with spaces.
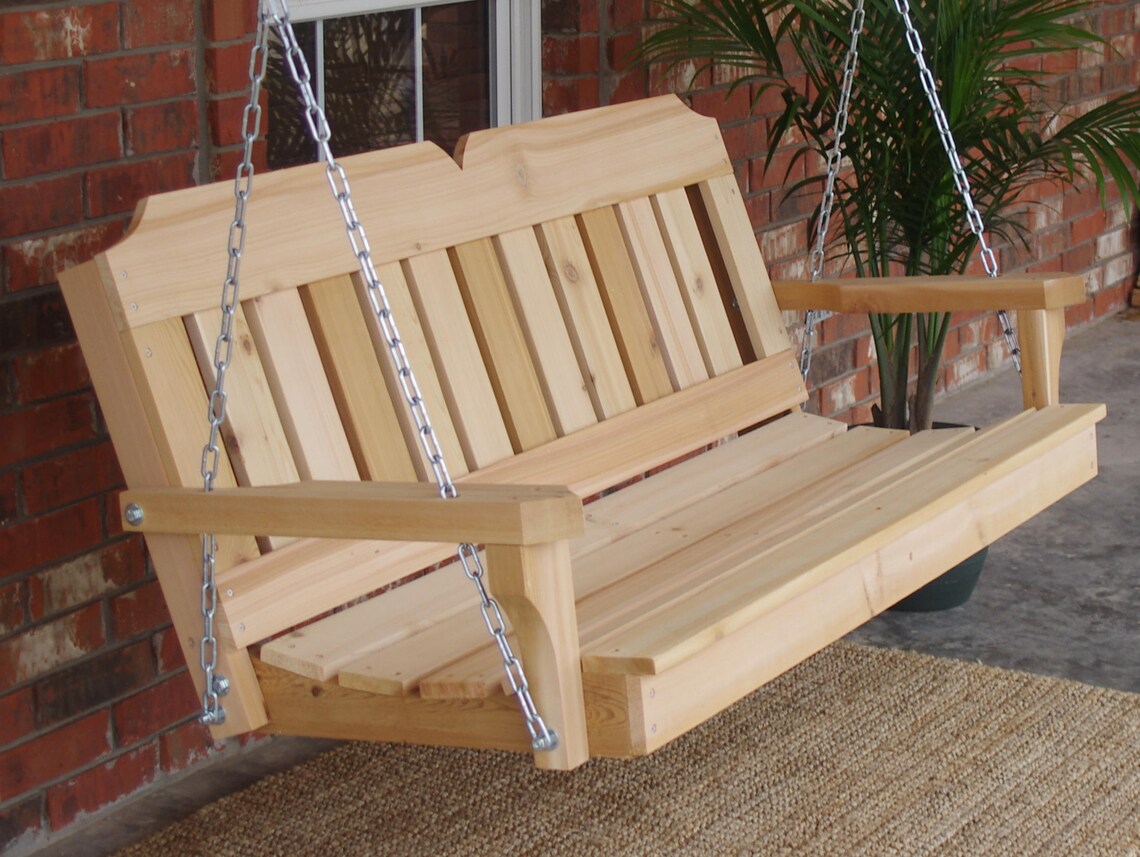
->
xmin=267 ymin=0 xmax=539 ymax=168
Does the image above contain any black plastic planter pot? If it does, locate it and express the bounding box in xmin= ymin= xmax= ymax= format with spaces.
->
xmin=889 ymin=545 xmax=988 ymax=612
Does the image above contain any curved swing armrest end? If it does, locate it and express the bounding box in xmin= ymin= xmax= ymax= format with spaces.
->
xmin=771 ymin=273 xmax=1086 ymax=314
xmin=121 ymin=481 xmax=585 ymax=546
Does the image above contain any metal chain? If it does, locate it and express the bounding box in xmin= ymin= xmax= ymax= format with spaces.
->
xmin=800 ymin=0 xmax=866 ymax=381
xmin=890 ymin=0 xmax=1021 ymax=371
xmin=262 ymin=0 xmax=557 ymax=752
xmin=195 ymin=9 xmax=273 ymax=726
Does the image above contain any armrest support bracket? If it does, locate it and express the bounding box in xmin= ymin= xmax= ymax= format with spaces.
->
xmin=772 ymin=274 xmax=1086 ymax=408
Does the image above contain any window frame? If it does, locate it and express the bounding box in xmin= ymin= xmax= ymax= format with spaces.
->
xmin=286 ymin=0 xmax=540 ymax=129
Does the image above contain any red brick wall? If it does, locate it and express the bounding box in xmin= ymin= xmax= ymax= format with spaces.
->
xmin=0 ymin=1 xmax=260 ymax=851
xmin=1 ymin=0 xmax=1136 ymax=850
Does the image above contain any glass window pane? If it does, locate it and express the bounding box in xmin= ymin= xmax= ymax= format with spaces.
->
xmin=266 ymin=3 xmax=492 ymax=170
xmin=422 ymin=1 xmax=491 ymax=153
xmin=267 ymin=22 xmax=319 ymax=169
xmin=324 ymin=10 xmax=417 ymax=155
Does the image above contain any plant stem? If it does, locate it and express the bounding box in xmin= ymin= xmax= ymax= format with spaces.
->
xmin=912 ymin=311 xmax=951 ymax=431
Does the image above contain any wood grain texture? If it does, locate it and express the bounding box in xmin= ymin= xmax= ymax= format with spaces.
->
xmin=450 ymin=238 xmax=557 ymax=451
xmin=185 ymin=304 xmax=299 ymax=551
xmin=105 ymin=96 xmax=731 ymax=329
xmin=243 ymin=289 xmax=358 ymax=481
xmin=771 ymin=273 xmax=1087 ymax=312
xmin=122 ymin=482 xmax=584 ymax=545
xmin=538 ymin=216 xmax=637 ymax=418
xmin=577 ymin=206 xmax=674 ymax=405
xmin=585 ymin=404 xmax=1104 ymax=676
xmin=617 ymin=197 xmax=708 ymax=390
xmin=487 ymin=542 xmax=589 ymax=769
xmin=495 ymin=226 xmax=598 ymax=436
xmin=1017 ymin=307 xmax=1067 ymax=409
xmin=301 ymin=275 xmax=418 ymax=482
xmin=404 ymin=251 xmax=515 ymax=470
xmin=695 ymin=175 xmax=789 ymax=359
xmin=652 ymin=188 xmax=742 ymax=376
xmin=358 ymin=262 xmax=468 ymax=479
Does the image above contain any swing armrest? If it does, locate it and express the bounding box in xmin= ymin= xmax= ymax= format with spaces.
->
xmin=770 ymin=273 xmax=1086 ymax=313
xmin=120 ymin=481 xmax=585 ymax=546
xmin=773 ymin=272 xmax=1089 ymax=409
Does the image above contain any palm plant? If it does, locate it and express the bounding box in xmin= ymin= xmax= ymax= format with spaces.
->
xmin=636 ymin=0 xmax=1140 ymax=430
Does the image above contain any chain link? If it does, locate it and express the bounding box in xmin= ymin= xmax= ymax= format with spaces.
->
xmin=263 ymin=0 xmax=557 ymax=752
xmin=890 ymin=0 xmax=1021 ymax=371
xmin=194 ymin=7 xmax=273 ymax=727
xmin=800 ymin=0 xmax=864 ymax=382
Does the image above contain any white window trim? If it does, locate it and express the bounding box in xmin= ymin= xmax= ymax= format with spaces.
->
xmin=287 ymin=0 xmax=539 ymax=127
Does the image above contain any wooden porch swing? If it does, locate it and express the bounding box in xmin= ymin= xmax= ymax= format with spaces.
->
xmin=58 ymin=1 xmax=1103 ymax=770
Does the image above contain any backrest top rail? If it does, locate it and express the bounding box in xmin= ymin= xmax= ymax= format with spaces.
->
xmin=101 ymin=96 xmax=733 ymax=331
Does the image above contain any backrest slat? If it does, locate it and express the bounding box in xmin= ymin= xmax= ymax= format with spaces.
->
xmin=494 ymin=227 xmax=599 ymax=436
xmin=186 ymin=305 xmax=301 ymax=487
xmin=652 ymin=188 xmax=744 ymax=376
xmin=127 ymin=317 xmax=243 ymax=490
xmin=243 ymin=289 xmax=360 ymax=482
xmin=363 ymin=261 xmax=470 ymax=477
xmin=403 ymin=251 xmax=515 ymax=471
xmin=694 ymin=175 xmax=790 ymax=359
xmin=450 ymin=239 xmax=559 ymax=453
xmin=577 ymin=206 xmax=674 ymax=406
xmin=185 ymin=305 xmax=300 ymax=550
xmin=301 ymin=275 xmax=420 ymax=482
xmin=617 ymin=197 xmax=710 ymax=389
xmin=537 ymin=217 xmax=638 ymax=420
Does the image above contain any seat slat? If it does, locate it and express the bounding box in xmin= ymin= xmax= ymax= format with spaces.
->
xmin=259 ymin=561 xmax=472 ymax=681
xmin=574 ymin=411 xmax=845 ymax=558
xmin=652 ymin=188 xmax=743 ymax=377
xmin=571 ymin=427 xmax=976 ymax=654
xmin=577 ymin=206 xmax=674 ymax=405
xmin=339 ymin=601 xmax=491 ymax=696
xmin=221 ymin=538 xmax=454 ymax=648
xmin=450 ymin=238 xmax=558 ymax=452
xmin=494 ymin=227 xmax=599 ymax=436
xmin=537 ymin=216 xmax=638 ymax=419
xmin=418 ymin=421 xmax=926 ymax=698
xmin=463 ymin=355 xmax=805 ymax=498
xmin=404 ymin=251 xmax=515 ymax=471
xmin=613 ymin=414 xmax=1099 ymax=755
xmin=617 ymin=197 xmax=709 ymax=389
xmin=340 ymin=412 xmax=843 ymax=697
xmin=586 ymin=404 xmax=1105 ymax=675
xmin=301 ymin=274 xmax=419 ymax=482
xmin=244 ymin=289 xmax=359 ymax=481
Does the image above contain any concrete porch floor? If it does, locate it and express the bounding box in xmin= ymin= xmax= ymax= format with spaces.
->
xmin=23 ymin=310 xmax=1140 ymax=857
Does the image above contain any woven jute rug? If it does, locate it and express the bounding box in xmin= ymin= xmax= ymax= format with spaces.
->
xmin=117 ymin=643 xmax=1140 ymax=856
